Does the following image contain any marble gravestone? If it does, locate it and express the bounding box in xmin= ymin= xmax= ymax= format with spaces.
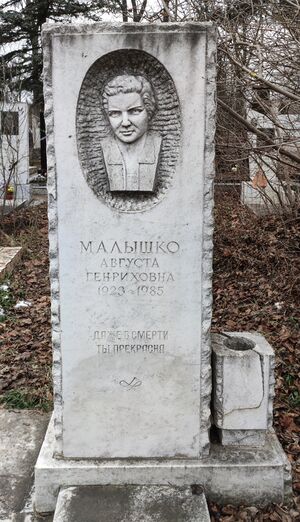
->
xmin=35 ymin=22 xmax=291 ymax=514
xmin=44 ymin=22 xmax=216 ymax=460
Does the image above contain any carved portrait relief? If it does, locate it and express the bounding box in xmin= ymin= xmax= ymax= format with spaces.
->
xmin=102 ymin=75 xmax=161 ymax=192
xmin=76 ymin=50 xmax=181 ymax=212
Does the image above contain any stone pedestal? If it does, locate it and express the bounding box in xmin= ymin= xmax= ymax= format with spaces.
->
xmin=212 ymin=332 xmax=275 ymax=446
xmin=35 ymin=415 xmax=291 ymax=512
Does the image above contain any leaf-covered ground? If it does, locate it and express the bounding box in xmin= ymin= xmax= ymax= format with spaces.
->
xmin=0 ymin=198 xmax=299 ymax=520
xmin=0 ymin=205 xmax=52 ymax=410
xmin=210 ymin=194 xmax=300 ymax=520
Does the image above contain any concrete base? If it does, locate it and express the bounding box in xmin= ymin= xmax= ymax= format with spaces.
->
xmin=35 ymin=415 xmax=291 ymax=513
xmin=53 ymin=485 xmax=210 ymax=522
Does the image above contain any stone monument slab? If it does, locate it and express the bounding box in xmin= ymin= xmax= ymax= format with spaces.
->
xmin=53 ymin=485 xmax=210 ymax=522
xmin=35 ymin=21 xmax=291 ymax=514
xmin=43 ymin=22 xmax=216 ymax=460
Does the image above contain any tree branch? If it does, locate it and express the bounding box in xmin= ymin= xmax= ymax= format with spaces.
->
xmin=220 ymin=48 xmax=300 ymax=103
xmin=218 ymin=98 xmax=300 ymax=167
xmin=138 ymin=0 xmax=148 ymax=21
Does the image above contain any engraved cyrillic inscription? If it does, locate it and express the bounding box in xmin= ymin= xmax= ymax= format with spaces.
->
xmin=94 ymin=329 xmax=168 ymax=356
xmin=81 ymin=238 xmax=179 ymax=297
xmin=80 ymin=240 xmax=180 ymax=254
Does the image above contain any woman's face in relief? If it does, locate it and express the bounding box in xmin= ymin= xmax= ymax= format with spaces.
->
xmin=107 ymin=91 xmax=149 ymax=144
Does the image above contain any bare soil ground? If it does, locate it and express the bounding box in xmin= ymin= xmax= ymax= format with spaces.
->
xmin=0 ymin=197 xmax=299 ymax=521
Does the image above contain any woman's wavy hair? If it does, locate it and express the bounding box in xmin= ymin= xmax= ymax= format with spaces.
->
xmin=102 ymin=75 xmax=157 ymax=121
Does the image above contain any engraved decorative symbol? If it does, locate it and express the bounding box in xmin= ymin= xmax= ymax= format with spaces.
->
xmin=119 ymin=377 xmax=142 ymax=390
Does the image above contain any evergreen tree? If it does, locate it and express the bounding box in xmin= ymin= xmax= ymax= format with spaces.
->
xmin=0 ymin=0 xmax=106 ymax=104
xmin=0 ymin=0 xmax=108 ymax=170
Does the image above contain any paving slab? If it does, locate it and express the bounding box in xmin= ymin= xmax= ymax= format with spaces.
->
xmin=0 ymin=247 xmax=23 ymax=280
xmin=0 ymin=410 xmax=50 ymax=521
xmin=53 ymin=485 xmax=210 ymax=522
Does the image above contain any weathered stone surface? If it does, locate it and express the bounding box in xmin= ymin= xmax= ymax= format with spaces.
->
xmin=212 ymin=332 xmax=275 ymax=438
xmin=37 ymin=21 xmax=292 ymax=517
xmin=0 ymin=246 xmax=23 ymax=279
xmin=219 ymin=429 xmax=266 ymax=446
xmin=34 ymin=415 xmax=291 ymax=513
xmin=53 ymin=485 xmax=210 ymax=522
xmin=41 ymin=22 xmax=216 ymax=460
xmin=0 ymin=410 xmax=50 ymax=520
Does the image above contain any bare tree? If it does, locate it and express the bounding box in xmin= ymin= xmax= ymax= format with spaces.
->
xmin=149 ymin=0 xmax=300 ymax=214
xmin=105 ymin=0 xmax=148 ymax=21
